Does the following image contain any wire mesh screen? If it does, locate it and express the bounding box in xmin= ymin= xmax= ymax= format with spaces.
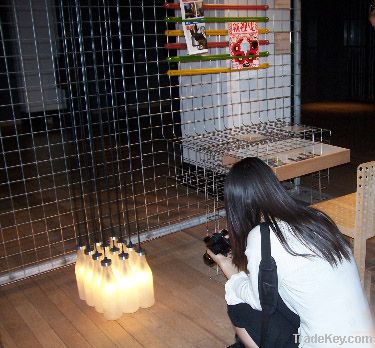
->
xmin=0 ymin=0 xmax=300 ymax=283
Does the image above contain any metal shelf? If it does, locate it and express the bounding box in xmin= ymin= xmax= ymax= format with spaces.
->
xmin=169 ymin=119 xmax=350 ymax=198
xmin=171 ymin=120 xmax=333 ymax=173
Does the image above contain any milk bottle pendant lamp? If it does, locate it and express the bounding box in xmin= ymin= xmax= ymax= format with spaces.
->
xmin=73 ymin=162 xmax=156 ymax=319
xmin=70 ymin=0 xmax=155 ymax=318
xmin=73 ymin=172 xmax=156 ymax=319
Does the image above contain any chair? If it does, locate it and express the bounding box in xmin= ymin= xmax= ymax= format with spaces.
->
xmin=311 ymin=160 xmax=375 ymax=299
xmin=355 ymin=160 xmax=375 ymax=293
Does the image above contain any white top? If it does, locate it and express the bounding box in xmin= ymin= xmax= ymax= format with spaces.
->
xmin=225 ymin=221 xmax=374 ymax=348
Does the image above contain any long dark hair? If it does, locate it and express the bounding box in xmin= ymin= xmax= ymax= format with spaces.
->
xmin=224 ymin=157 xmax=351 ymax=271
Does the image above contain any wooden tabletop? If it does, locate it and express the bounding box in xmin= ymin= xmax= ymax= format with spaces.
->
xmin=311 ymin=193 xmax=356 ymax=238
xmin=223 ymin=142 xmax=350 ymax=182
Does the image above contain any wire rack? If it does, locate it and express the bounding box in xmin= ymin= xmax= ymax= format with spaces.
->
xmin=173 ymin=121 xmax=328 ymax=155
xmin=170 ymin=120 xmax=331 ymax=198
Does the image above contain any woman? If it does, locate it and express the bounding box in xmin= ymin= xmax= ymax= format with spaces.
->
xmin=207 ymin=157 xmax=373 ymax=348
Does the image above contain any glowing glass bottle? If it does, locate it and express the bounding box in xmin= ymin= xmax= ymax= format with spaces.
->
xmin=117 ymin=251 xmax=139 ymax=314
xmin=135 ymin=248 xmax=155 ymax=309
xmin=82 ymin=247 xmax=95 ymax=305
xmin=101 ymin=257 xmax=123 ymax=320
xmin=91 ymin=251 xmax=104 ymax=313
xmin=75 ymin=245 xmax=86 ymax=301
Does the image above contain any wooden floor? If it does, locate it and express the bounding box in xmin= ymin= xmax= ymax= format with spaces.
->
xmin=0 ymin=221 xmax=235 ymax=348
xmin=1 ymin=219 xmax=375 ymax=348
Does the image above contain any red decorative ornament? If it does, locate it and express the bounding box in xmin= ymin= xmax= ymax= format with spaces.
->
xmin=231 ymin=38 xmax=259 ymax=68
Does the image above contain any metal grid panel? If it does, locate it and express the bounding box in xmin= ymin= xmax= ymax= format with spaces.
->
xmin=0 ymin=0 xmax=301 ymax=283
xmin=0 ymin=0 xmax=210 ymax=283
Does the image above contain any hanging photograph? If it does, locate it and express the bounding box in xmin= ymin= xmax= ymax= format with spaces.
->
xmin=228 ymin=22 xmax=260 ymax=69
xmin=180 ymin=0 xmax=208 ymax=55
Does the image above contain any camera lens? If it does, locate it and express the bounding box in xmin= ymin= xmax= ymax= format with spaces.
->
xmin=203 ymin=251 xmax=215 ymax=266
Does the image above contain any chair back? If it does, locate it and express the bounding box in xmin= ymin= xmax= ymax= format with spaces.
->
xmin=356 ymin=161 xmax=375 ymax=240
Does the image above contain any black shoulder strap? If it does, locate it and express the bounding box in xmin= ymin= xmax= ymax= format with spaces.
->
xmin=261 ymin=222 xmax=272 ymax=267
xmin=258 ymin=223 xmax=278 ymax=348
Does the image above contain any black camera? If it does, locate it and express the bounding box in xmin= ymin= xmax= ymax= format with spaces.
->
xmin=203 ymin=229 xmax=231 ymax=266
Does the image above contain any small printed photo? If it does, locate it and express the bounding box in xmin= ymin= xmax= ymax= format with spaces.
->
xmin=184 ymin=4 xmax=195 ymax=19
xmin=184 ymin=1 xmax=204 ymax=19
xmin=193 ymin=2 xmax=204 ymax=17
xmin=189 ymin=24 xmax=208 ymax=50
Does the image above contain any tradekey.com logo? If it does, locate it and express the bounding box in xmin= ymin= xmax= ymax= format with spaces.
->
xmin=294 ymin=333 xmax=374 ymax=346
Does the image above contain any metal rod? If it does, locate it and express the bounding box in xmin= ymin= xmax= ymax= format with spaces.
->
xmin=167 ymin=63 xmax=270 ymax=76
xmin=165 ymin=16 xmax=269 ymax=23
xmin=163 ymin=3 xmax=269 ymax=11
xmin=164 ymin=40 xmax=270 ymax=50
xmin=167 ymin=52 xmax=269 ymax=63
xmin=165 ymin=28 xmax=270 ymax=36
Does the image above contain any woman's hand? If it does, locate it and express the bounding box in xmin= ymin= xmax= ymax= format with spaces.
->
xmin=206 ymin=249 xmax=239 ymax=279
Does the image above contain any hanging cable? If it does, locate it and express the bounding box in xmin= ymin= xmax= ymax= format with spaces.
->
xmin=74 ymin=0 xmax=107 ymax=254
xmin=55 ymin=0 xmax=89 ymax=248
xmin=101 ymin=0 xmax=132 ymax=252
xmin=61 ymin=0 xmax=98 ymax=250
xmin=86 ymin=1 xmax=118 ymax=253
xmin=116 ymin=0 xmax=141 ymax=250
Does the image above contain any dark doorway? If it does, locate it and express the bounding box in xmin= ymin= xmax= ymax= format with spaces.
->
xmin=301 ymin=0 xmax=375 ymax=103
xmin=300 ymin=0 xmax=375 ymax=197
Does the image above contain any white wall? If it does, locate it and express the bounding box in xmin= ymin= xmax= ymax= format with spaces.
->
xmin=175 ymin=0 xmax=301 ymax=164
